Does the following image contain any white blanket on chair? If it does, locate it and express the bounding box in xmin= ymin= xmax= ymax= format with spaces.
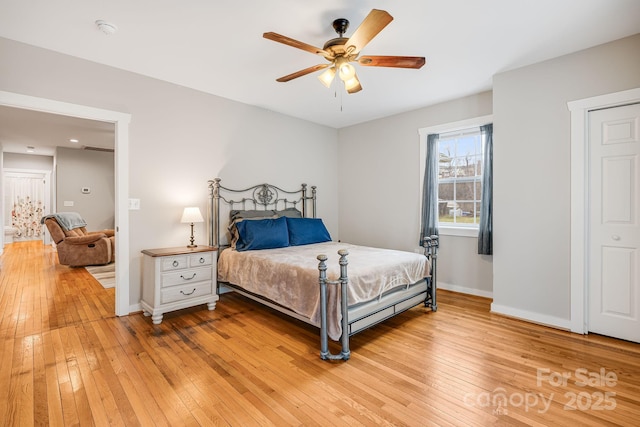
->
xmin=40 ymin=212 xmax=87 ymax=231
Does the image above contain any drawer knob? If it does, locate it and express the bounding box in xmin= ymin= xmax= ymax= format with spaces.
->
xmin=199 ymin=257 xmax=205 ymax=264
xmin=180 ymin=273 xmax=197 ymax=281
xmin=172 ymin=260 xmax=179 ymax=267
xmin=180 ymin=288 xmax=196 ymax=296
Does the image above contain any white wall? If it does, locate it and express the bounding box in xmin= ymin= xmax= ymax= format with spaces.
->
xmin=338 ymin=91 xmax=494 ymax=295
xmin=492 ymin=33 xmax=640 ymax=327
xmin=0 ymin=37 xmax=338 ymax=310
xmin=4 ymin=152 xmax=53 ymax=170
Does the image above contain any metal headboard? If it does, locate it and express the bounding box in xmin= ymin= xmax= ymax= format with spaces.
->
xmin=207 ymin=178 xmax=317 ymax=248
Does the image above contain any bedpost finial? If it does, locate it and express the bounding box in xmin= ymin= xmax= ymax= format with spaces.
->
xmin=317 ymin=254 xmax=328 ymax=272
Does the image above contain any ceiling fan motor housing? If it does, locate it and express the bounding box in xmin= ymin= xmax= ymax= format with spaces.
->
xmin=332 ymin=18 xmax=349 ymax=36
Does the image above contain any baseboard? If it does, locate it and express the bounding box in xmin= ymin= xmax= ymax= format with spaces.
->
xmin=438 ymin=281 xmax=493 ymax=299
xmin=129 ymin=302 xmax=142 ymax=314
xmin=490 ymin=303 xmax=572 ymax=331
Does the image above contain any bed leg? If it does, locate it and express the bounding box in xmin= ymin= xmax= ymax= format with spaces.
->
xmin=317 ymin=250 xmax=351 ymax=361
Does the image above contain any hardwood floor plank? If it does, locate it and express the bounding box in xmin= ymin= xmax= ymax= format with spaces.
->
xmin=1 ymin=241 xmax=639 ymax=426
xmin=41 ymin=331 xmax=65 ymax=427
xmin=32 ymin=333 xmax=49 ymax=426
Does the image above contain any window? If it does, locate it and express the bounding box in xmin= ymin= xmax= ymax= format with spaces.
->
xmin=437 ymin=128 xmax=483 ymax=226
xmin=418 ymin=115 xmax=492 ymax=237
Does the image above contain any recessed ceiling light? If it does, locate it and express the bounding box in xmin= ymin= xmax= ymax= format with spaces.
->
xmin=70 ymin=138 xmax=79 ymax=143
xmin=26 ymin=146 xmax=35 ymax=153
xmin=95 ymin=20 xmax=118 ymax=35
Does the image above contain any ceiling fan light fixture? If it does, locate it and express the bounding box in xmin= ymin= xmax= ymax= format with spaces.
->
xmin=344 ymin=74 xmax=362 ymax=94
xmin=318 ymin=67 xmax=336 ymax=88
xmin=338 ymin=62 xmax=356 ymax=81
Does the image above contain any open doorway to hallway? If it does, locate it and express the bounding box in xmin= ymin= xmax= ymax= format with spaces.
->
xmin=0 ymin=91 xmax=131 ymax=316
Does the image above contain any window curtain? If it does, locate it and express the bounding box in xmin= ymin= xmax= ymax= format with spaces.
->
xmin=478 ymin=124 xmax=493 ymax=255
xmin=420 ymin=133 xmax=439 ymax=244
xmin=5 ymin=174 xmax=45 ymax=240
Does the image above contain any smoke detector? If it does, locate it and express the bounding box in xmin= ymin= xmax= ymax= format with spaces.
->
xmin=95 ymin=20 xmax=118 ymax=35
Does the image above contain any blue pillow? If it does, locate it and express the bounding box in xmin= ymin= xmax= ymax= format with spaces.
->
xmin=235 ymin=216 xmax=289 ymax=251
xmin=286 ymin=217 xmax=332 ymax=246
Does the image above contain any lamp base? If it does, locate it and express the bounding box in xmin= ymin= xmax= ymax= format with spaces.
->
xmin=187 ymin=223 xmax=197 ymax=248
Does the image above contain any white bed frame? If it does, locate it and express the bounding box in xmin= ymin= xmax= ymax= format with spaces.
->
xmin=208 ymin=178 xmax=438 ymax=361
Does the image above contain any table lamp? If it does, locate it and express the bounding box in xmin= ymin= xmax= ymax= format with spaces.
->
xmin=180 ymin=207 xmax=204 ymax=248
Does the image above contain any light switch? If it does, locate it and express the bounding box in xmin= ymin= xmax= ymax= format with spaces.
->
xmin=128 ymin=198 xmax=141 ymax=210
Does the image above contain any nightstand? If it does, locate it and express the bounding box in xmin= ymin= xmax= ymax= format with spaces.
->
xmin=140 ymin=245 xmax=218 ymax=324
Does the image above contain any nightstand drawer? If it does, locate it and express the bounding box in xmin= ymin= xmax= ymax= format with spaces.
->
xmin=161 ymin=256 xmax=188 ymax=271
xmin=189 ymin=252 xmax=213 ymax=267
xmin=161 ymin=266 xmax=212 ymax=287
xmin=161 ymin=281 xmax=213 ymax=304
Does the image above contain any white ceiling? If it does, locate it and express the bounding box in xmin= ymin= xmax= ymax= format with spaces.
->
xmin=1 ymin=0 xmax=639 ymax=155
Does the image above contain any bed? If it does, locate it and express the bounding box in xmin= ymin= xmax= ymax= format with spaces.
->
xmin=208 ymin=178 xmax=438 ymax=361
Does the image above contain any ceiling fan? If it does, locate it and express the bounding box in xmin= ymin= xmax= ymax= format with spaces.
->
xmin=263 ymin=9 xmax=425 ymax=94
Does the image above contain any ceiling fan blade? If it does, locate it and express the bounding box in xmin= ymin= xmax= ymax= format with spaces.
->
xmin=358 ymin=55 xmax=426 ymax=69
xmin=276 ymin=64 xmax=330 ymax=82
xmin=263 ymin=32 xmax=328 ymax=56
xmin=345 ymin=9 xmax=393 ymax=54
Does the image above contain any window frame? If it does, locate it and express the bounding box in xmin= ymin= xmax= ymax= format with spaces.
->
xmin=437 ymin=127 xmax=483 ymax=228
xmin=418 ymin=115 xmax=493 ymax=237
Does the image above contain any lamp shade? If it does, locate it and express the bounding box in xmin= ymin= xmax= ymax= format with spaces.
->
xmin=181 ymin=207 xmax=204 ymax=224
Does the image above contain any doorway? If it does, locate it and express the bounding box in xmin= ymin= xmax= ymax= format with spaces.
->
xmin=4 ymin=169 xmax=51 ymax=243
xmin=0 ymin=90 xmax=131 ymax=316
xmin=569 ymin=87 xmax=640 ymax=341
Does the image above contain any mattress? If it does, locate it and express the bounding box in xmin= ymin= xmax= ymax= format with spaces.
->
xmin=217 ymin=241 xmax=430 ymax=339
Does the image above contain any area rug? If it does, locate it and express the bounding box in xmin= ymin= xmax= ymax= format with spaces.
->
xmin=85 ymin=263 xmax=115 ymax=288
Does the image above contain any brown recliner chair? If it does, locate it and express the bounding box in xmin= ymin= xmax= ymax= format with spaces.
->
xmin=42 ymin=214 xmax=115 ymax=267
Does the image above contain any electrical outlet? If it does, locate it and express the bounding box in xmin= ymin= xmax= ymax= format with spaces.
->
xmin=63 ymin=201 xmax=74 ymax=207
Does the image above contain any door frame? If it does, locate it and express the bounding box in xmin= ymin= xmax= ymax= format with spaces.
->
xmin=0 ymin=90 xmax=131 ymax=316
xmin=568 ymin=87 xmax=640 ymax=334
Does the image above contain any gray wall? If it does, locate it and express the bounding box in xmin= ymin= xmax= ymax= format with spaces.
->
xmin=3 ymin=31 xmax=639 ymax=326
xmin=55 ymin=147 xmax=114 ymax=230
xmin=0 ymin=37 xmax=339 ymax=309
xmin=338 ymin=92 xmax=494 ymax=295
xmin=492 ymin=33 xmax=640 ymax=326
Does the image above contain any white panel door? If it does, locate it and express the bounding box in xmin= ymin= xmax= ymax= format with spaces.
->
xmin=589 ymin=103 xmax=640 ymax=343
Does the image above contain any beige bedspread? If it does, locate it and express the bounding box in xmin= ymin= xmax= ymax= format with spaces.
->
xmin=217 ymin=242 xmax=430 ymax=340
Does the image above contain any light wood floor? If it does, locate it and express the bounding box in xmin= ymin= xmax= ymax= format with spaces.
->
xmin=1 ymin=241 xmax=639 ymax=426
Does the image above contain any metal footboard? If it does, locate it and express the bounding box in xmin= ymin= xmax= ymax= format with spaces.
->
xmin=423 ymin=235 xmax=439 ymax=311
xmin=317 ymin=236 xmax=439 ymax=361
